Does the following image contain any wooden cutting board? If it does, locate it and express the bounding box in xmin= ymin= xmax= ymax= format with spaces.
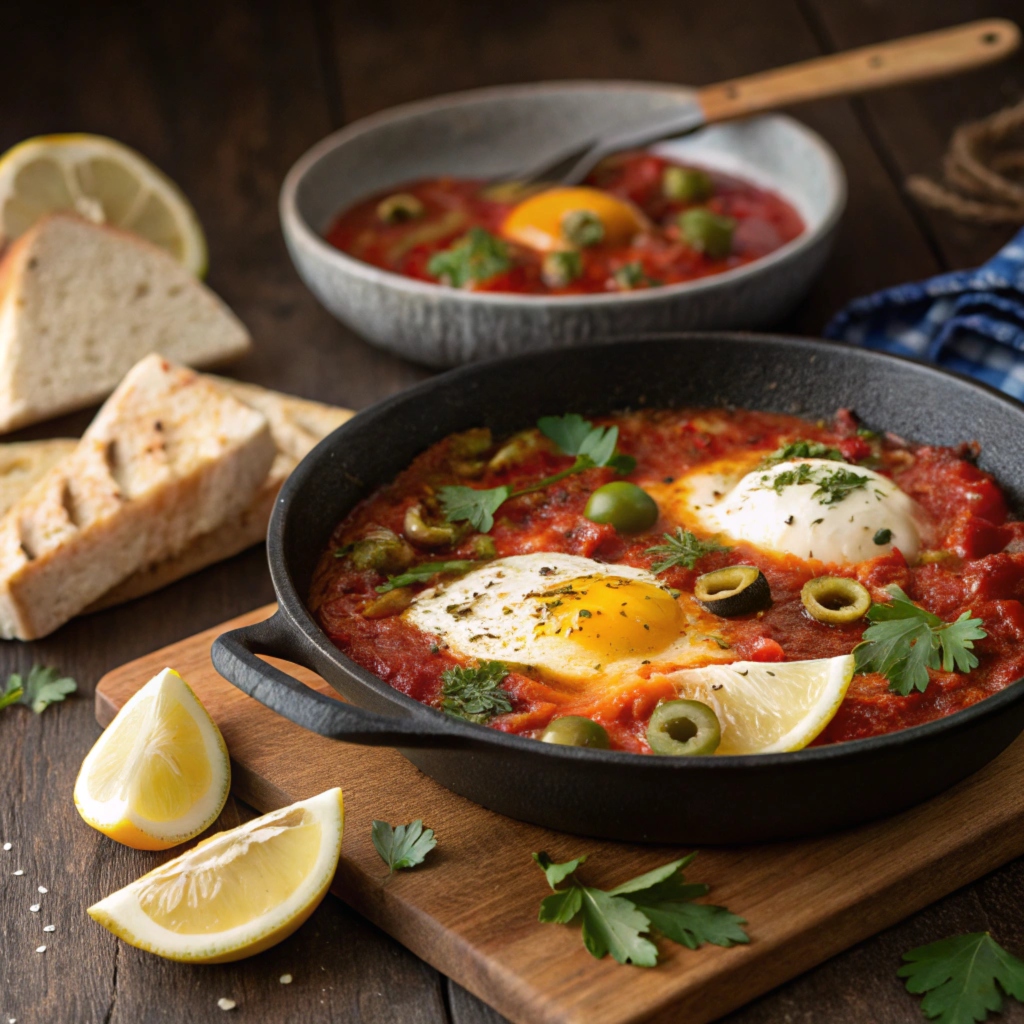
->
xmin=96 ymin=605 xmax=1024 ymax=1024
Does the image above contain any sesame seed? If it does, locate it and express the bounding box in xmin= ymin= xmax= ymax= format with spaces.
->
xmin=43 ymin=925 xmax=55 ymax=932
xmin=35 ymin=945 xmax=46 ymax=953
xmin=12 ymin=870 xmax=23 ymax=876
xmin=2 ymin=842 xmax=10 ymax=851
xmin=37 ymin=886 xmax=47 ymax=894
xmin=217 ymin=998 xmax=236 ymax=1011
xmin=279 ymin=974 xmax=293 ymax=984
xmin=29 ymin=904 xmax=39 ymax=913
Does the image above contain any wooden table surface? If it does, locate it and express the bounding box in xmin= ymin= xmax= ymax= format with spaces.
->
xmin=2 ymin=1 xmax=1023 ymax=1022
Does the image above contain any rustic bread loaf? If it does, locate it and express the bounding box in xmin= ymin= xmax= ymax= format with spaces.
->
xmin=0 ymin=355 xmax=275 ymax=639
xmin=0 ymin=214 xmax=250 ymax=432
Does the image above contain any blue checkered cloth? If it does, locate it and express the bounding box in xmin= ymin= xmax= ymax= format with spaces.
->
xmin=824 ymin=226 xmax=1024 ymax=400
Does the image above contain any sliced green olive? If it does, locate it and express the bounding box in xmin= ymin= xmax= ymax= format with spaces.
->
xmin=662 ymin=166 xmax=713 ymax=203
xmin=403 ymin=504 xmax=458 ymax=549
xmin=561 ymin=209 xmax=605 ymax=248
xmin=361 ymin=587 xmax=414 ymax=619
xmin=541 ymin=716 xmax=610 ymax=749
xmin=470 ymin=533 xmax=497 ymax=559
xmin=584 ymin=482 xmax=659 ymax=534
xmin=350 ymin=528 xmax=414 ymax=574
xmin=647 ymin=699 xmax=721 ymax=756
xmin=542 ymin=250 xmax=583 ymax=288
xmin=694 ymin=565 xmax=772 ymax=616
xmin=376 ymin=192 xmax=425 ymax=223
xmin=678 ymin=208 xmax=735 ymax=259
xmin=801 ymin=576 xmax=871 ymax=625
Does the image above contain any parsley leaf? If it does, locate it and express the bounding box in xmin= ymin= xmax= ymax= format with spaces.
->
xmin=533 ymin=850 xmax=747 ymax=967
xmin=759 ymin=438 xmax=845 ymax=469
xmin=645 ymin=528 xmax=730 ymax=573
xmin=440 ymin=413 xmax=635 ymax=531
xmin=371 ymin=819 xmax=437 ymax=873
xmin=762 ymin=463 xmax=871 ymax=506
xmin=427 ymin=228 xmax=511 ymax=287
xmin=377 ymin=559 xmax=480 ymax=593
xmin=854 ymin=585 xmax=987 ymax=695
xmin=899 ymin=932 xmax=1024 ymax=1024
xmin=0 ymin=666 xmax=77 ymax=714
xmin=439 ymin=661 xmax=512 ymax=722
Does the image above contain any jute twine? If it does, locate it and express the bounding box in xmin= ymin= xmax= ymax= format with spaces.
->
xmin=907 ymin=99 xmax=1024 ymax=225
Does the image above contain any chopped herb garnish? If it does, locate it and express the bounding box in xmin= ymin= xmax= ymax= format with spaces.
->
xmin=874 ymin=528 xmax=893 ymax=545
xmin=613 ymin=261 xmax=658 ymax=290
xmin=759 ymin=438 xmax=845 ymax=469
xmin=899 ymin=932 xmax=1024 ymax=1024
xmin=542 ymin=250 xmax=582 ymax=288
xmin=561 ymin=209 xmax=604 ymax=248
xmin=853 ymin=585 xmax=987 ymax=696
xmin=427 ymin=227 xmax=511 ymax=287
xmin=371 ymin=819 xmax=437 ymax=873
xmin=534 ymin=851 xmax=748 ymax=967
xmin=763 ymin=463 xmax=872 ymax=506
xmin=439 ymin=413 xmax=634 ymax=531
xmin=439 ymin=661 xmax=512 ymax=722
xmin=645 ymin=528 xmax=730 ymax=573
xmin=0 ymin=666 xmax=77 ymax=714
xmin=377 ymin=560 xmax=479 ymax=593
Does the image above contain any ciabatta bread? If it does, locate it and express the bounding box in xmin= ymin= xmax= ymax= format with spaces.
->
xmin=0 ymin=355 xmax=275 ymax=639
xmin=0 ymin=439 xmax=76 ymax=516
xmin=0 ymin=214 xmax=250 ymax=432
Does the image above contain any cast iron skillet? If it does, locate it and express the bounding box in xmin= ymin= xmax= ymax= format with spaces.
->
xmin=211 ymin=334 xmax=1024 ymax=844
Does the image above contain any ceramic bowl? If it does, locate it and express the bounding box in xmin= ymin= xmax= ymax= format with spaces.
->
xmin=280 ymin=82 xmax=846 ymax=366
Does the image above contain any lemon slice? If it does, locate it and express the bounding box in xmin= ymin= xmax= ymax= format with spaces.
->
xmin=74 ymin=668 xmax=230 ymax=850
xmin=670 ymin=654 xmax=855 ymax=754
xmin=0 ymin=134 xmax=207 ymax=275
xmin=88 ymin=788 xmax=344 ymax=963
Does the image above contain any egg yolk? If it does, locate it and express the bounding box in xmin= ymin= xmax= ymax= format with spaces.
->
xmin=501 ymin=187 xmax=647 ymax=253
xmin=535 ymin=575 xmax=683 ymax=661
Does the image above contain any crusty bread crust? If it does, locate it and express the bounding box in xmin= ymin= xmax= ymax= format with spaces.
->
xmin=0 ymin=356 xmax=275 ymax=639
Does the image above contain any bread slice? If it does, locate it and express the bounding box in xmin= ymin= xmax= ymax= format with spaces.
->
xmin=90 ymin=381 xmax=352 ymax=610
xmin=0 ymin=214 xmax=251 ymax=433
xmin=0 ymin=439 xmax=76 ymax=516
xmin=0 ymin=355 xmax=275 ymax=639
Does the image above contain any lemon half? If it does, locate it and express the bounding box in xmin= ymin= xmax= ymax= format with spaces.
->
xmin=88 ymin=788 xmax=344 ymax=963
xmin=0 ymin=134 xmax=207 ymax=275
xmin=75 ymin=668 xmax=230 ymax=850
xmin=670 ymin=654 xmax=855 ymax=754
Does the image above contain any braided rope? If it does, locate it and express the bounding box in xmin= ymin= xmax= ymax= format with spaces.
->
xmin=906 ymin=99 xmax=1024 ymax=225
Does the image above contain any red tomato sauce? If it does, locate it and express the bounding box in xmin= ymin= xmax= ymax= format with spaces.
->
xmin=310 ymin=409 xmax=1024 ymax=753
xmin=323 ymin=152 xmax=804 ymax=295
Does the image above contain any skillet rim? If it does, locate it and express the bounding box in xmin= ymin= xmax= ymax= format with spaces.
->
xmin=266 ymin=331 xmax=1024 ymax=768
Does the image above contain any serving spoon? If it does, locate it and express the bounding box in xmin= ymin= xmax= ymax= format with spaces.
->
xmin=505 ymin=19 xmax=1020 ymax=186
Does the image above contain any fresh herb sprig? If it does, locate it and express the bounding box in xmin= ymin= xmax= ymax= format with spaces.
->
xmin=372 ymin=819 xmax=437 ymax=874
xmin=854 ymin=585 xmax=987 ymax=696
xmin=377 ymin=559 xmax=479 ymax=593
xmin=427 ymin=228 xmax=511 ymax=288
xmin=438 ymin=414 xmax=635 ymax=532
xmin=534 ymin=851 xmax=747 ymax=967
xmin=759 ymin=438 xmax=845 ymax=469
xmin=439 ymin=661 xmax=512 ymax=722
xmin=0 ymin=666 xmax=77 ymax=714
xmin=645 ymin=528 xmax=730 ymax=573
xmin=899 ymin=932 xmax=1024 ymax=1024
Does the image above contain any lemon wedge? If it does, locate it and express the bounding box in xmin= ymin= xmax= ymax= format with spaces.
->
xmin=669 ymin=654 xmax=855 ymax=754
xmin=88 ymin=788 xmax=344 ymax=963
xmin=74 ymin=668 xmax=230 ymax=850
xmin=0 ymin=134 xmax=207 ymax=275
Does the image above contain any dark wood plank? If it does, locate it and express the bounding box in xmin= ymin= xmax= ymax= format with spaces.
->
xmin=328 ymin=0 xmax=942 ymax=333
xmin=800 ymin=0 xmax=1024 ymax=270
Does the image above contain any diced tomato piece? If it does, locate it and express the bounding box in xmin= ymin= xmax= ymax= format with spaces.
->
xmin=947 ymin=516 xmax=1013 ymax=559
xmin=748 ymin=636 xmax=786 ymax=662
xmin=837 ymin=436 xmax=872 ymax=463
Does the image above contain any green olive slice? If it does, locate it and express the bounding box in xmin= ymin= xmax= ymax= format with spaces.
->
xmin=801 ymin=576 xmax=871 ymax=624
xmin=694 ymin=565 xmax=771 ymax=617
xmin=647 ymin=699 xmax=721 ymax=756
xmin=376 ymin=193 xmax=425 ymax=223
xmin=540 ymin=716 xmax=610 ymax=749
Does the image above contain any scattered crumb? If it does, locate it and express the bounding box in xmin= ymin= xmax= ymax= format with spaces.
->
xmin=29 ymin=904 xmax=39 ymax=913
xmin=2 ymin=842 xmax=10 ymax=851
xmin=217 ymin=998 xmax=236 ymax=1011
xmin=12 ymin=870 xmax=23 ymax=876
xmin=279 ymin=974 xmax=293 ymax=984
xmin=37 ymin=886 xmax=47 ymax=894
xmin=35 ymin=945 xmax=46 ymax=953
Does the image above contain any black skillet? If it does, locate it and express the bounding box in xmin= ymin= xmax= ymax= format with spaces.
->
xmin=211 ymin=334 xmax=1024 ymax=844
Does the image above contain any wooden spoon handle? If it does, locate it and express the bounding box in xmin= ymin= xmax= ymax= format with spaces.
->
xmin=697 ymin=19 xmax=1020 ymax=122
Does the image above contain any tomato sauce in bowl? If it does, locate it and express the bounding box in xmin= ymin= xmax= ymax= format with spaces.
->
xmin=323 ymin=151 xmax=804 ymax=295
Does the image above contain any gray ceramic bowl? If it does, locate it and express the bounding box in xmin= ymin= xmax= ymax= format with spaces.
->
xmin=280 ymin=81 xmax=846 ymax=367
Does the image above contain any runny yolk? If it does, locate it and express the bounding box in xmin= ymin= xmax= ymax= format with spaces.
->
xmin=501 ymin=187 xmax=647 ymax=252
xmin=535 ymin=575 xmax=683 ymax=660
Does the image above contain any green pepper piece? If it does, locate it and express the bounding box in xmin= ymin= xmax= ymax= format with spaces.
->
xmin=679 ymin=208 xmax=735 ymax=259
xmin=662 ymin=166 xmax=713 ymax=203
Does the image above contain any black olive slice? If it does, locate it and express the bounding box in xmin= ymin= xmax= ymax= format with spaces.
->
xmin=694 ymin=565 xmax=772 ymax=616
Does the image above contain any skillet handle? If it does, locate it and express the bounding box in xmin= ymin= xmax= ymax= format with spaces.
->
xmin=211 ymin=612 xmax=474 ymax=749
